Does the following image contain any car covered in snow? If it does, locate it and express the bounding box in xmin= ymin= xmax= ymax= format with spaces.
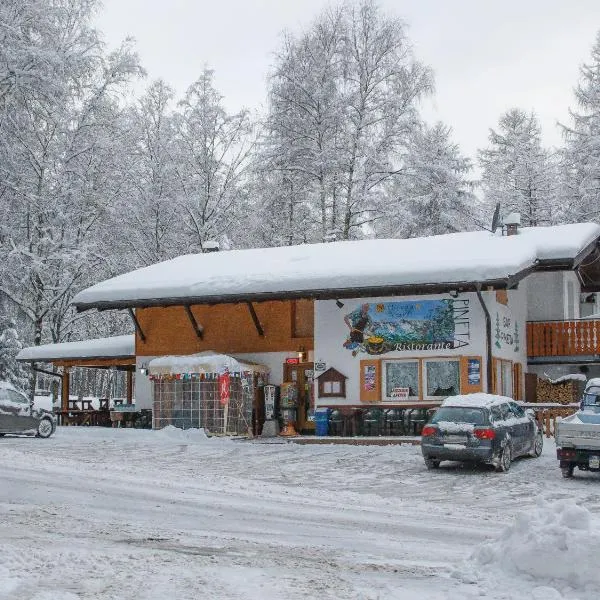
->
xmin=421 ymin=393 xmax=543 ymax=472
xmin=0 ymin=381 xmax=56 ymax=438
xmin=555 ymin=378 xmax=600 ymax=478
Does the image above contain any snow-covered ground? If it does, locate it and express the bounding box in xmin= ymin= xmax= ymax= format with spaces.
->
xmin=1 ymin=429 xmax=599 ymax=600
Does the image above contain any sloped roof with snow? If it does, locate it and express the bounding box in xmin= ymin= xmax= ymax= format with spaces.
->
xmin=17 ymin=335 xmax=135 ymax=363
xmin=71 ymin=223 xmax=600 ymax=311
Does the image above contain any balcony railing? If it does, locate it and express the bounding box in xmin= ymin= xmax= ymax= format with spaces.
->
xmin=527 ymin=320 xmax=600 ymax=357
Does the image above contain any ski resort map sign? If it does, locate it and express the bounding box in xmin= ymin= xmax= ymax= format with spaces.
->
xmin=343 ymin=299 xmax=470 ymax=356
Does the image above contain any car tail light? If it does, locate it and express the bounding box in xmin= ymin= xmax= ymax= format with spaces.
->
xmin=421 ymin=425 xmax=437 ymax=437
xmin=474 ymin=428 xmax=495 ymax=440
xmin=557 ymin=448 xmax=576 ymax=459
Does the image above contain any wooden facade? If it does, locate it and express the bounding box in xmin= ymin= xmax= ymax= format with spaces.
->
xmin=527 ymin=320 xmax=600 ymax=357
xmin=135 ymin=299 xmax=314 ymax=356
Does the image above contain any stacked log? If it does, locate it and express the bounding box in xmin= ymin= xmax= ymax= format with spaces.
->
xmin=535 ymin=377 xmax=585 ymax=404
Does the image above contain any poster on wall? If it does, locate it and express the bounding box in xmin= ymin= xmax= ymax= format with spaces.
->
xmin=343 ymin=299 xmax=470 ymax=356
xmin=363 ymin=364 xmax=377 ymax=391
xmin=467 ymin=358 xmax=481 ymax=386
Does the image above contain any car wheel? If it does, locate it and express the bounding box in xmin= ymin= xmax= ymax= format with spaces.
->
xmin=424 ymin=458 xmax=440 ymax=470
xmin=530 ymin=430 xmax=544 ymax=457
xmin=561 ymin=464 xmax=575 ymax=478
xmin=36 ymin=418 xmax=54 ymax=439
xmin=496 ymin=443 xmax=512 ymax=472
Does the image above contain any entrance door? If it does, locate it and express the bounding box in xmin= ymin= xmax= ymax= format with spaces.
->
xmin=283 ymin=362 xmax=315 ymax=433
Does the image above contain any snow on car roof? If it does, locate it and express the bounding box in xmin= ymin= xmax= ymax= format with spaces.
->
xmin=585 ymin=378 xmax=600 ymax=391
xmin=441 ymin=393 xmax=515 ymax=409
xmin=16 ymin=335 xmax=135 ymax=362
xmin=71 ymin=223 xmax=600 ymax=310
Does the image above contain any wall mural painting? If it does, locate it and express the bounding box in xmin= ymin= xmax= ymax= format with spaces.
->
xmin=343 ymin=299 xmax=470 ymax=356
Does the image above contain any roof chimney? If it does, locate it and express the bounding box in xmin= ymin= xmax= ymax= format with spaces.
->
xmin=502 ymin=213 xmax=521 ymax=236
xmin=203 ymin=241 xmax=220 ymax=253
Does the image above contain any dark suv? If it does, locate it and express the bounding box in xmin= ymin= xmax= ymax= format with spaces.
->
xmin=421 ymin=394 xmax=543 ymax=472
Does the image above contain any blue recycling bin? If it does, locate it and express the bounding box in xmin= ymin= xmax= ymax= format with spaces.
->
xmin=314 ymin=408 xmax=331 ymax=437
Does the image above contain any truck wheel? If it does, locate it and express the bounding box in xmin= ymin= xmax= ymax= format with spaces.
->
xmin=561 ymin=464 xmax=575 ymax=478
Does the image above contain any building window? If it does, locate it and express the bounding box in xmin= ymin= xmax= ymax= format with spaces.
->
xmin=382 ymin=360 xmax=420 ymax=400
xmin=423 ymin=359 xmax=460 ymax=399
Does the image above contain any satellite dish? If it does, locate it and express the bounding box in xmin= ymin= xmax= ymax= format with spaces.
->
xmin=491 ymin=203 xmax=501 ymax=233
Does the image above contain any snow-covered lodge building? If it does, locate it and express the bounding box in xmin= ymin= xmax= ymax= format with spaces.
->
xmin=18 ymin=220 xmax=600 ymax=434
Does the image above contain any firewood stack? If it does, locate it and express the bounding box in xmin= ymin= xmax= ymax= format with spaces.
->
xmin=535 ymin=377 xmax=585 ymax=404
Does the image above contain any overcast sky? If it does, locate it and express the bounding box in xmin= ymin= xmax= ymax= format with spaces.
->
xmin=95 ymin=0 xmax=600 ymax=162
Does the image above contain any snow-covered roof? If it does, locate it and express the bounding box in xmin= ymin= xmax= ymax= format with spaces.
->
xmin=72 ymin=223 xmax=600 ymax=310
xmin=148 ymin=351 xmax=269 ymax=375
xmin=441 ymin=393 xmax=515 ymax=408
xmin=16 ymin=335 xmax=135 ymax=363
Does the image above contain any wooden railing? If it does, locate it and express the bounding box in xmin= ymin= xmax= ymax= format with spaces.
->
xmin=527 ymin=405 xmax=579 ymax=438
xmin=527 ymin=320 xmax=600 ymax=357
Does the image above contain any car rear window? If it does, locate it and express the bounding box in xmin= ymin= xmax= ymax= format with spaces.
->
xmin=431 ymin=407 xmax=488 ymax=426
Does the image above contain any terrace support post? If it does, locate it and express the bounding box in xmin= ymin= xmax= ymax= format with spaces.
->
xmin=61 ymin=367 xmax=70 ymax=412
xmin=128 ymin=308 xmax=146 ymax=343
xmin=126 ymin=369 xmax=133 ymax=405
xmin=476 ymin=285 xmax=494 ymax=394
xmin=184 ymin=305 xmax=204 ymax=339
xmin=246 ymin=302 xmax=265 ymax=336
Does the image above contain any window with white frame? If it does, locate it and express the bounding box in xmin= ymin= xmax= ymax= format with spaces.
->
xmin=423 ymin=359 xmax=460 ymax=399
xmin=382 ymin=360 xmax=420 ymax=401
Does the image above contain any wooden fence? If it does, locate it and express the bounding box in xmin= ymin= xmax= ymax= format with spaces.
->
xmin=527 ymin=320 xmax=600 ymax=357
xmin=522 ymin=404 xmax=579 ymax=438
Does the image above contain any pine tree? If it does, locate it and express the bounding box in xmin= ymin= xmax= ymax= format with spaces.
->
xmin=479 ymin=109 xmax=558 ymax=227
xmin=0 ymin=317 xmax=28 ymax=390
xmin=560 ymin=32 xmax=600 ymax=222
xmin=378 ymin=123 xmax=477 ymax=238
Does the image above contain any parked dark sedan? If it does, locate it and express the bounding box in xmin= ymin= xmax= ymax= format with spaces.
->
xmin=421 ymin=394 xmax=543 ymax=472
xmin=0 ymin=382 xmax=56 ymax=438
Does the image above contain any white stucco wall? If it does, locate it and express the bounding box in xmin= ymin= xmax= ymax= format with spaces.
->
xmin=526 ymin=271 xmax=583 ymax=322
xmin=313 ymin=289 xmax=528 ymax=406
xmin=314 ymin=293 xmax=486 ymax=405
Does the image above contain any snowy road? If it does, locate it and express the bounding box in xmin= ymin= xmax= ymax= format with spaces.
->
xmin=1 ymin=428 xmax=600 ymax=600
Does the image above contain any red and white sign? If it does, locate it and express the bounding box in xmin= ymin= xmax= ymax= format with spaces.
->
xmin=390 ymin=387 xmax=410 ymax=400
xmin=219 ymin=371 xmax=230 ymax=406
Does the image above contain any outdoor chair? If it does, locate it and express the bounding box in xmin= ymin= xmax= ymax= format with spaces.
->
xmin=363 ymin=408 xmax=385 ymax=436
xmin=329 ymin=410 xmax=344 ymax=436
xmin=385 ymin=409 xmax=406 ymax=436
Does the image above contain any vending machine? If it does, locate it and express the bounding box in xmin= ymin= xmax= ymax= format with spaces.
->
xmin=279 ymin=382 xmax=298 ymax=436
xmin=261 ymin=385 xmax=279 ymax=437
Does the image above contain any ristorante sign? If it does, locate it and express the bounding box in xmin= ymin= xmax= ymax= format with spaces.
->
xmin=343 ymin=299 xmax=470 ymax=356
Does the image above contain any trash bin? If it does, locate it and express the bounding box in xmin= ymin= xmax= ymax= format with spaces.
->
xmin=314 ymin=408 xmax=331 ymax=437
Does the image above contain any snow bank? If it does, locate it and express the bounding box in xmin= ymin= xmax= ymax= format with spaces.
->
xmin=472 ymin=500 xmax=600 ymax=588
xmin=547 ymin=373 xmax=587 ymax=384
xmin=153 ymin=425 xmax=213 ymax=443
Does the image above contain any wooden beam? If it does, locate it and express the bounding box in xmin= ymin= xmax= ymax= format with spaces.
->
xmin=184 ymin=305 xmax=204 ymax=339
xmin=128 ymin=308 xmax=146 ymax=342
xmin=126 ymin=370 xmax=133 ymax=405
xmin=61 ymin=367 xmax=70 ymax=412
xmin=246 ymin=302 xmax=265 ymax=336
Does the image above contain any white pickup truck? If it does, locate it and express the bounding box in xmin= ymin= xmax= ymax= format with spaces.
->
xmin=555 ymin=378 xmax=600 ymax=478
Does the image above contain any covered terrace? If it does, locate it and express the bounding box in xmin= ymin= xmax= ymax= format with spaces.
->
xmin=17 ymin=335 xmax=135 ymax=425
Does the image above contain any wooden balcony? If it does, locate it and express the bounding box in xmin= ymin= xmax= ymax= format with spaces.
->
xmin=527 ymin=320 xmax=600 ymax=358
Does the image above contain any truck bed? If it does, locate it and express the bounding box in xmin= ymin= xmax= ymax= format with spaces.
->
xmin=556 ymin=411 xmax=600 ymax=450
